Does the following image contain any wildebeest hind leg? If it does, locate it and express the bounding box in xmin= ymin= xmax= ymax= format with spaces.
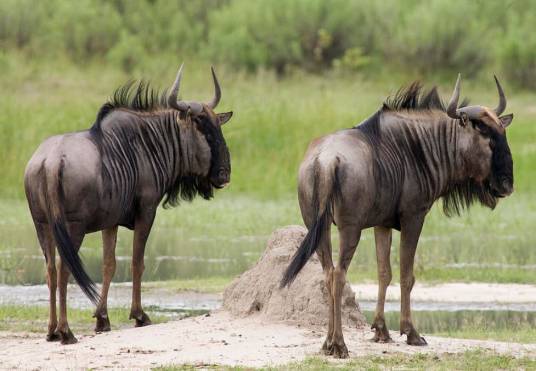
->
xmin=94 ymin=226 xmax=118 ymax=332
xmin=129 ymin=209 xmax=156 ymax=327
xmin=329 ymin=225 xmax=361 ymax=358
xmin=371 ymin=226 xmax=393 ymax=343
xmin=35 ymin=222 xmax=60 ymax=341
xmin=399 ymin=216 xmax=427 ymax=346
xmin=57 ymin=223 xmax=85 ymax=345
xmin=315 ymin=230 xmax=334 ymax=354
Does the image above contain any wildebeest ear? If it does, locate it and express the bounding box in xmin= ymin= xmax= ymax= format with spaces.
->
xmin=499 ymin=113 xmax=513 ymax=128
xmin=217 ymin=111 xmax=233 ymax=125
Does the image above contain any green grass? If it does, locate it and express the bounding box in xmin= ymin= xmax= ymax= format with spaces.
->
xmin=156 ymin=351 xmax=536 ymax=370
xmin=435 ymin=329 xmax=536 ymax=344
xmin=347 ymin=266 xmax=536 ymax=285
xmin=362 ymin=310 xmax=536 ymax=344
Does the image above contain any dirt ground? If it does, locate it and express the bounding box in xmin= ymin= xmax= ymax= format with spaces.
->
xmin=354 ymin=282 xmax=536 ymax=304
xmin=1 ymin=310 xmax=535 ymax=370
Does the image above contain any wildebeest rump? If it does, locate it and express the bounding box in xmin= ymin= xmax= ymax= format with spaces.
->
xmin=281 ymin=75 xmax=514 ymax=357
xmin=24 ymin=65 xmax=233 ymax=344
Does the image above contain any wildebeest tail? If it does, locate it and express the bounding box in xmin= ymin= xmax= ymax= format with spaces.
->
xmin=44 ymin=159 xmax=100 ymax=305
xmin=280 ymin=160 xmax=341 ymax=288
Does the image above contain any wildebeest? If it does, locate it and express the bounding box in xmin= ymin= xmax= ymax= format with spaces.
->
xmin=24 ymin=65 xmax=233 ymax=344
xmin=281 ymin=75 xmax=514 ymax=357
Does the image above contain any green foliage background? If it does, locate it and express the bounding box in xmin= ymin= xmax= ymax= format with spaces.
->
xmin=0 ymin=0 xmax=535 ymax=85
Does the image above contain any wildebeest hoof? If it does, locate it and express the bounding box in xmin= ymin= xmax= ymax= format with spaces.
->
xmin=130 ymin=310 xmax=152 ymax=327
xmin=321 ymin=339 xmax=333 ymax=355
xmin=95 ymin=315 xmax=111 ymax=333
xmin=405 ymin=329 xmax=427 ymax=346
xmin=46 ymin=331 xmax=60 ymax=342
xmin=328 ymin=342 xmax=349 ymax=358
xmin=371 ymin=322 xmax=393 ymax=343
xmin=59 ymin=329 xmax=78 ymax=345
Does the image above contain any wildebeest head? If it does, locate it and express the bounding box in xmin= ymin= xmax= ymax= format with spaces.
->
xmin=167 ymin=64 xmax=233 ymax=189
xmin=446 ymin=75 xmax=514 ymax=202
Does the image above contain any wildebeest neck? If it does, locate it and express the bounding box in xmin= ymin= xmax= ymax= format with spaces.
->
xmin=91 ymin=109 xmax=213 ymax=211
xmin=357 ymin=110 xmax=471 ymax=212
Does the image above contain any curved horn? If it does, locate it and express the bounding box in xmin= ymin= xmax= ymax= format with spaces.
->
xmin=456 ymin=105 xmax=486 ymax=119
xmin=207 ymin=66 xmax=221 ymax=109
xmin=168 ymin=63 xmax=188 ymax=111
xmin=493 ymin=75 xmax=506 ymax=116
xmin=447 ymin=73 xmax=461 ymax=119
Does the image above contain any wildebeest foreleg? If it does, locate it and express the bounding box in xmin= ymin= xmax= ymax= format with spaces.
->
xmin=371 ymin=226 xmax=393 ymax=343
xmin=329 ymin=225 xmax=361 ymax=359
xmin=57 ymin=222 xmax=85 ymax=345
xmin=94 ymin=226 xmax=118 ymax=332
xmin=129 ymin=209 xmax=156 ymax=327
xmin=399 ymin=216 xmax=426 ymax=346
xmin=35 ymin=223 xmax=59 ymax=341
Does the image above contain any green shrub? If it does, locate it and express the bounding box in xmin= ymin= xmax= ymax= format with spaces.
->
xmin=0 ymin=0 xmax=535 ymax=86
xmin=117 ymin=0 xmax=217 ymax=56
xmin=205 ymin=0 xmax=385 ymax=74
xmin=0 ymin=0 xmax=48 ymax=49
xmin=387 ymin=0 xmax=490 ymax=76
xmin=106 ymin=31 xmax=145 ymax=73
xmin=333 ymin=47 xmax=371 ymax=72
xmin=498 ymin=12 xmax=536 ymax=90
xmin=50 ymin=0 xmax=122 ymax=61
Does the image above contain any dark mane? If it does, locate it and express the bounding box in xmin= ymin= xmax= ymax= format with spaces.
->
xmin=88 ymin=85 xmax=215 ymax=216
xmin=94 ymin=81 xmax=169 ymax=128
xmin=356 ymin=82 xmax=495 ymax=219
xmin=382 ymin=82 xmax=446 ymax=112
xmin=442 ymin=179 xmax=497 ymax=217
xmin=381 ymin=81 xmax=470 ymax=113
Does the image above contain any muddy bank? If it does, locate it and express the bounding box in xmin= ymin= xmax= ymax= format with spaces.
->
xmin=1 ymin=310 xmax=535 ymax=370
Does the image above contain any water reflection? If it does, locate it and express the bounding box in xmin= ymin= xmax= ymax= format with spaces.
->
xmin=0 ymin=222 xmax=265 ymax=285
xmin=362 ymin=310 xmax=536 ymax=336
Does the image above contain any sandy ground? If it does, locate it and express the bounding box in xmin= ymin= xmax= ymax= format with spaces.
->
xmin=1 ymin=310 xmax=535 ymax=370
xmin=353 ymin=282 xmax=536 ymax=304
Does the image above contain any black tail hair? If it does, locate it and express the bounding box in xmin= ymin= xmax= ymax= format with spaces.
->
xmin=53 ymin=222 xmax=100 ymax=304
xmin=43 ymin=158 xmax=99 ymax=305
xmin=280 ymin=164 xmax=341 ymax=288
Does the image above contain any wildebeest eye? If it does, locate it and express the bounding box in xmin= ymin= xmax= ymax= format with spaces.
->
xmin=475 ymin=122 xmax=490 ymax=136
